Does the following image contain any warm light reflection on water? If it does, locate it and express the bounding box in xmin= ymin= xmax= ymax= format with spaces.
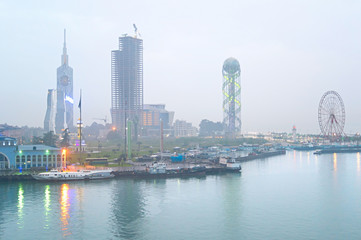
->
xmin=17 ymin=183 xmax=24 ymax=227
xmin=307 ymin=152 xmax=310 ymax=166
xmin=293 ymin=150 xmax=296 ymax=161
xmin=60 ymin=184 xmax=71 ymax=237
xmin=333 ymin=153 xmax=337 ymax=172
xmin=357 ymin=152 xmax=360 ymax=173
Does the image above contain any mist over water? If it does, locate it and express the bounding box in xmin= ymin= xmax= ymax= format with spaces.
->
xmin=1 ymin=151 xmax=361 ymax=239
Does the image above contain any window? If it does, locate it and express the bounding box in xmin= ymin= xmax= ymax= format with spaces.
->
xmin=32 ymin=155 xmax=36 ymax=165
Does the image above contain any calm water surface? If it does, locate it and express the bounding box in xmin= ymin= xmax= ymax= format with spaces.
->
xmin=1 ymin=151 xmax=361 ymax=240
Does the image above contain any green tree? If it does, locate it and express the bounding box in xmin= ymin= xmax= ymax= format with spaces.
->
xmin=107 ymin=130 xmax=121 ymax=140
xmin=32 ymin=136 xmax=43 ymax=144
xmin=43 ymin=131 xmax=58 ymax=147
xmin=60 ymin=128 xmax=70 ymax=148
xmin=199 ymin=119 xmax=224 ymax=137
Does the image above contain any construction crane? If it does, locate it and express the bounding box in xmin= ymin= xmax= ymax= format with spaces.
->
xmin=133 ymin=24 xmax=141 ymax=38
xmin=93 ymin=116 xmax=107 ymax=124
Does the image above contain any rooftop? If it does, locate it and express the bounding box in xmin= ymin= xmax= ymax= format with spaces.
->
xmin=18 ymin=145 xmax=60 ymax=151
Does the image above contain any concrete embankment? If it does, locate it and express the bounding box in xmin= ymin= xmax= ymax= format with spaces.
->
xmin=0 ymin=174 xmax=34 ymax=181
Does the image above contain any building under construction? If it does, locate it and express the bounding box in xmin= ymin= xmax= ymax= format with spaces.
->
xmin=111 ymin=31 xmax=143 ymax=138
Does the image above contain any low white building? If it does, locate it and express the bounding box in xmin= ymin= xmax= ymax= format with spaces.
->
xmin=173 ymin=120 xmax=198 ymax=137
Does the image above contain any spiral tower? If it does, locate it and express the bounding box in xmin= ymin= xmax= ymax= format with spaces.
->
xmin=222 ymin=57 xmax=241 ymax=137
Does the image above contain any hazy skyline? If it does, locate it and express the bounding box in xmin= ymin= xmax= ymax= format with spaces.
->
xmin=1 ymin=0 xmax=361 ymax=134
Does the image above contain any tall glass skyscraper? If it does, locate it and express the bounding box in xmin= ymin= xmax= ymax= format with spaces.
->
xmin=56 ymin=29 xmax=74 ymax=133
xmin=111 ymin=35 xmax=143 ymax=136
xmin=44 ymin=89 xmax=57 ymax=132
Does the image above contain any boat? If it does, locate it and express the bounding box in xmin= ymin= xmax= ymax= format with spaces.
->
xmin=32 ymin=169 xmax=114 ymax=181
xmin=147 ymin=162 xmax=167 ymax=174
xmin=219 ymin=157 xmax=242 ymax=172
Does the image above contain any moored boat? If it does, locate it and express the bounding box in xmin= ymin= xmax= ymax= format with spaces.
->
xmin=32 ymin=169 xmax=114 ymax=181
xmin=219 ymin=157 xmax=242 ymax=172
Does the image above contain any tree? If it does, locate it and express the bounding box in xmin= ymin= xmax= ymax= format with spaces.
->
xmin=107 ymin=130 xmax=121 ymax=141
xmin=43 ymin=131 xmax=58 ymax=147
xmin=32 ymin=136 xmax=43 ymax=144
xmin=60 ymin=128 xmax=70 ymax=148
xmin=199 ymin=119 xmax=224 ymax=137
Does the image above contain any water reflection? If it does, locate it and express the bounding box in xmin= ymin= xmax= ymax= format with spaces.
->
xmin=111 ymin=180 xmax=145 ymax=239
xmin=221 ymin=174 xmax=243 ymax=238
xmin=293 ymin=150 xmax=296 ymax=161
xmin=44 ymin=185 xmax=51 ymax=229
xmin=17 ymin=183 xmax=24 ymax=227
xmin=60 ymin=184 xmax=71 ymax=237
xmin=357 ymin=152 xmax=360 ymax=173
xmin=307 ymin=152 xmax=310 ymax=166
xmin=44 ymin=185 xmax=50 ymax=214
xmin=333 ymin=153 xmax=337 ymax=172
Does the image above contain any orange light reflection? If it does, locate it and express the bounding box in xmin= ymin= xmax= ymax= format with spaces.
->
xmin=60 ymin=184 xmax=70 ymax=237
xmin=333 ymin=153 xmax=337 ymax=172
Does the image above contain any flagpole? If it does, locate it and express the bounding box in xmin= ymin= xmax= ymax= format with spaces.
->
xmin=79 ymin=89 xmax=82 ymax=153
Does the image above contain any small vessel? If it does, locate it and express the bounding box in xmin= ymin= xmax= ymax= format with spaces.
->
xmin=219 ymin=157 xmax=242 ymax=172
xmin=147 ymin=162 xmax=167 ymax=174
xmin=32 ymin=169 xmax=114 ymax=181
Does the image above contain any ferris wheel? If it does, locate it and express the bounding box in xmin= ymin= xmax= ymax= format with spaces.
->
xmin=318 ymin=90 xmax=346 ymax=140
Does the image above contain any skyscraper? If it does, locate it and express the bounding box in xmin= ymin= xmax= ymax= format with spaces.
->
xmin=44 ymin=89 xmax=57 ymax=132
xmin=222 ymin=57 xmax=241 ymax=137
xmin=111 ymin=35 xmax=143 ymax=136
xmin=55 ymin=29 xmax=74 ymax=133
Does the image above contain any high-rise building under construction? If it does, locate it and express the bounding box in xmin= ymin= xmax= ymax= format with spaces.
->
xmin=111 ymin=35 xmax=143 ymax=136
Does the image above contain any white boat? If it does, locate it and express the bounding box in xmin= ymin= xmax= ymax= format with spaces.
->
xmin=219 ymin=157 xmax=242 ymax=171
xmin=32 ymin=169 xmax=114 ymax=181
xmin=148 ymin=162 xmax=167 ymax=174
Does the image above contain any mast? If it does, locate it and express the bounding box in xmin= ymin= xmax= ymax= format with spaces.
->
xmin=78 ymin=89 xmax=82 ymax=153
xmin=160 ymin=119 xmax=164 ymax=161
xmin=124 ymin=103 xmax=127 ymax=160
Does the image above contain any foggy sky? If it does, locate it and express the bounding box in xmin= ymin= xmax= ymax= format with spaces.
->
xmin=1 ymin=0 xmax=361 ymax=134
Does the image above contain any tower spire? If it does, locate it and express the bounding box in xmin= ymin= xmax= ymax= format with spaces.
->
xmin=62 ymin=29 xmax=68 ymax=65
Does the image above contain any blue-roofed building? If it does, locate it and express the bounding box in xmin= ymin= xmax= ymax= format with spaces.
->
xmin=0 ymin=136 xmax=64 ymax=170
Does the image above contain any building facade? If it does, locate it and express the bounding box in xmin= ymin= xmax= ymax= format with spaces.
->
xmin=173 ymin=120 xmax=198 ymax=137
xmin=44 ymin=89 xmax=57 ymax=132
xmin=56 ymin=30 xmax=74 ymax=133
xmin=142 ymin=104 xmax=174 ymax=136
xmin=111 ymin=35 xmax=143 ymax=137
xmin=0 ymin=136 xmax=63 ymax=170
xmin=222 ymin=57 xmax=241 ymax=137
